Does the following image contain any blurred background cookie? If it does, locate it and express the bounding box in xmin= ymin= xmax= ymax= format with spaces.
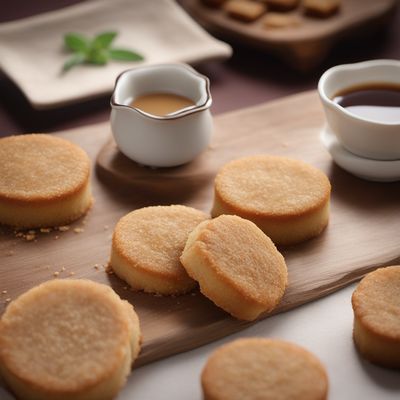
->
xmin=303 ymin=0 xmax=341 ymax=18
xmin=223 ymin=0 xmax=267 ymax=22
xmin=262 ymin=12 xmax=301 ymax=28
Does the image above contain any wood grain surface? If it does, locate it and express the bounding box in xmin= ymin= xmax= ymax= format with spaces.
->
xmin=1 ymin=91 xmax=399 ymax=368
xmin=181 ymin=0 xmax=397 ymax=70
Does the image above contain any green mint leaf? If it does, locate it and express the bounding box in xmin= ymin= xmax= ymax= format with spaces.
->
xmin=61 ymin=31 xmax=143 ymax=72
xmin=108 ymin=48 xmax=144 ymax=61
xmin=92 ymin=31 xmax=118 ymax=49
xmin=64 ymin=33 xmax=89 ymax=53
xmin=62 ymin=53 xmax=86 ymax=72
xmin=87 ymin=49 xmax=109 ymax=65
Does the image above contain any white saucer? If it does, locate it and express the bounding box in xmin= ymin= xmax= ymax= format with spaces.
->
xmin=320 ymin=126 xmax=400 ymax=182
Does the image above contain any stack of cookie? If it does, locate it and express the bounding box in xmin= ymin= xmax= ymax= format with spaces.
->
xmin=202 ymin=0 xmax=341 ymax=29
xmin=109 ymin=155 xmax=331 ymax=322
xmin=0 ymin=134 xmax=334 ymax=398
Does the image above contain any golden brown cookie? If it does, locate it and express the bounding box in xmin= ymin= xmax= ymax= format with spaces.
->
xmin=180 ymin=214 xmax=287 ymax=320
xmin=352 ymin=265 xmax=400 ymax=369
xmin=224 ymin=0 xmax=267 ymax=22
xmin=202 ymin=338 xmax=329 ymax=400
xmin=0 ymin=279 xmax=141 ymax=400
xmin=262 ymin=12 xmax=301 ymax=28
xmin=110 ymin=205 xmax=209 ymax=295
xmin=303 ymin=0 xmax=340 ymax=18
xmin=212 ymin=155 xmax=331 ymax=245
xmin=0 ymin=134 xmax=92 ymax=228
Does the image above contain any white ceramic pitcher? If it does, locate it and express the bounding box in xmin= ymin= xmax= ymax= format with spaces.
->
xmin=110 ymin=63 xmax=213 ymax=167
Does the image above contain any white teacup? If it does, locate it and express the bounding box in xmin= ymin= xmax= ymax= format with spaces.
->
xmin=318 ymin=59 xmax=400 ymax=161
xmin=110 ymin=63 xmax=213 ymax=167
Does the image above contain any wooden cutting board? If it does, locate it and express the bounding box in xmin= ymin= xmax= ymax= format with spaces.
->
xmin=181 ymin=0 xmax=397 ymax=70
xmin=1 ymin=91 xmax=399 ymax=368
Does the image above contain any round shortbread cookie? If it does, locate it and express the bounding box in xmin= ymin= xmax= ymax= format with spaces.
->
xmin=0 ymin=134 xmax=92 ymax=228
xmin=110 ymin=205 xmax=209 ymax=295
xmin=0 ymin=279 xmax=141 ymax=400
xmin=212 ymin=155 xmax=331 ymax=245
xmin=180 ymin=214 xmax=287 ymax=320
xmin=352 ymin=265 xmax=400 ymax=368
xmin=202 ymin=338 xmax=329 ymax=400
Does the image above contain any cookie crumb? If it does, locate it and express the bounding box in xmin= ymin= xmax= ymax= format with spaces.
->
xmin=5 ymin=298 xmax=11 ymax=303
xmin=54 ymin=235 xmax=59 ymax=240
xmin=25 ymin=233 xmax=36 ymax=241
xmin=69 ymin=271 xmax=75 ymax=276
xmin=53 ymin=271 xmax=60 ymax=277
xmin=74 ymin=227 xmax=84 ymax=234
xmin=58 ymin=226 xmax=70 ymax=232
xmin=2 ymin=290 xmax=7 ymax=294
xmin=40 ymin=228 xmax=52 ymax=233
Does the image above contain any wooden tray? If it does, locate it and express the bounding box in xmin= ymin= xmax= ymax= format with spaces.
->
xmin=1 ymin=91 xmax=399 ymax=368
xmin=180 ymin=0 xmax=397 ymax=70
